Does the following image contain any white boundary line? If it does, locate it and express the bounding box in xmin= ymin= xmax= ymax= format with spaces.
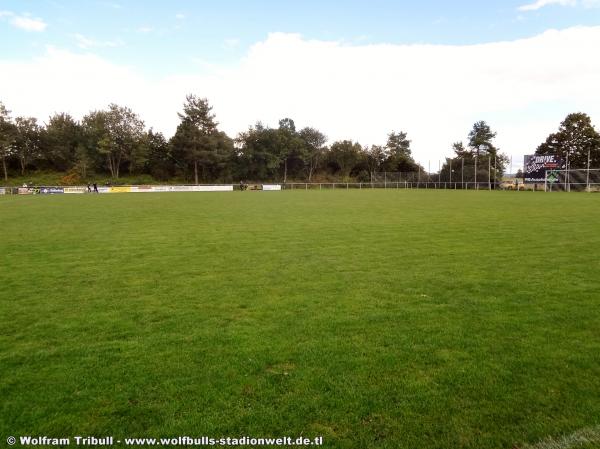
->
xmin=519 ymin=425 xmax=600 ymax=449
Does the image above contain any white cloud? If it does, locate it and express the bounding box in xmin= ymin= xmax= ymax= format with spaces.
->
xmin=0 ymin=11 xmax=47 ymax=31
xmin=518 ymin=0 xmax=600 ymax=10
xmin=137 ymin=26 xmax=153 ymax=33
xmin=73 ymin=33 xmax=123 ymax=49
xmin=1 ymin=28 xmax=600 ymax=167
xmin=175 ymin=13 xmax=185 ymax=20
xmin=518 ymin=0 xmax=576 ymax=11
xmin=13 ymin=16 xmax=47 ymax=32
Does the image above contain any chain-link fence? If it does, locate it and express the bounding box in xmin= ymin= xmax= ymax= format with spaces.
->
xmin=545 ymin=169 xmax=600 ymax=192
xmin=4 ymin=167 xmax=600 ymax=194
xmin=282 ymin=181 xmax=498 ymax=190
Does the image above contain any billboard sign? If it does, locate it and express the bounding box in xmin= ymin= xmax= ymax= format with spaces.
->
xmin=524 ymin=155 xmax=564 ymax=183
xmin=262 ymin=184 xmax=282 ymax=191
xmin=64 ymin=187 xmax=86 ymax=194
xmin=130 ymin=186 xmax=153 ymax=193
xmin=39 ymin=187 xmax=64 ymax=194
xmin=192 ymin=185 xmax=233 ymax=192
xmin=148 ymin=185 xmax=234 ymax=192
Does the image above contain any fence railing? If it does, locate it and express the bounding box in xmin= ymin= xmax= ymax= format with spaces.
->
xmin=283 ymin=181 xmax=505 ymax=190
xmin=3 ymin=177 xmax=600 ymax=195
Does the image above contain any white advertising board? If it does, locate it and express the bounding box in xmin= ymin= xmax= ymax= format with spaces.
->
xmin=9 ymin=185 xmax=236 ymax=195
xmin=193 ymin=185 xmax=233 ymax=192
xmin=63 ymin=187 xmax=86 ymax=194
xmin=149 ymin=186 xmax=172 ymax=192
xmin=130 ymin=186 xmax=154 ymax=193
xmin=262 ymin=184 xmax=282 ymax=191
xmin=149 ymin=185 xmax=233 ymax=192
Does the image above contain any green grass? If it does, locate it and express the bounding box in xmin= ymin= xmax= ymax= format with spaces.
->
xmin=1 ymin=190 xmax=599 ymax=449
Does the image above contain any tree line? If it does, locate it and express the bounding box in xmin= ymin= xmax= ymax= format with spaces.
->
xmin=1 ymin=96 xmax=598 ymax=184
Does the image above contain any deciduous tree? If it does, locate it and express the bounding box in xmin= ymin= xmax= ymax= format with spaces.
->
xmin=14 ymin=116 xmax=42 ymax=175
xmin=44 ymin=113 xmax=82 ymax=171
xmin=536 ymin=112 xmax=600 ymax=168
xmin=82 ymin=105 xmax=146 ymax=179
xmin=0 ymin=102 xmax=16 ymax=181
xmin=365 ymin=145 xmax=386 ymax=181
xmin=328 ymin=140 xmax=363 ymax=180
xmin=298 ymin=127 xmax=327 ymax=181
xmin=235 ymin=123 xmax=281 ymax=181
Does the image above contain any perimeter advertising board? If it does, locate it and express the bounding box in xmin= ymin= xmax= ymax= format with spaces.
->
xmin=130 ymin=186 xmax=153 ymax=193
xmin=149 ymin=185 xmax=233 ymax=192
xmin=8 ymin=184 xmax=236 ymax=195
xmin=64 ymin=187 xmax=86 ymax=194
xmin=193 ymin=185 xmax=233 ymax=192
xmin=524 ymin=155 xmax=564 ymax=183
xmin=39 ymin=187 xmax=64 ymax=194
xmin=262 ymin=185 xmax=282 ymax=191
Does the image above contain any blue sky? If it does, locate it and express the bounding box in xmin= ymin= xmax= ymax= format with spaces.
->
xmin=1 ymin=0 xmax=600 ymax=167
xmin=2 ymin=0 xmax=599 ymax=76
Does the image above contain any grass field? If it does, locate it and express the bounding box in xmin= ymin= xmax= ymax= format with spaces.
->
xmin=1 ymin=190 xmax=599 ymax=449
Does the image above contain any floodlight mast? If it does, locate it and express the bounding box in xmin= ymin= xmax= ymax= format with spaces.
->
xmin=587 ymin=149 xmax=591 ymax=192
xmin=475 ymin=144 xmax=487 ymax=190
xmin=475 ymin=156 xmax=478 ymax=190
xmin=565 ymin=152 xmax=569 ymax=192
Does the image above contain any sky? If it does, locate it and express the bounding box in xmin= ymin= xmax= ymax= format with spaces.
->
xmin=1 ymin=0 xmax=600 ymax=171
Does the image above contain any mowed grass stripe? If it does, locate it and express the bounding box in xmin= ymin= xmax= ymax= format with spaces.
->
xmin=1 ymin=190 xmax=599 ymax=448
